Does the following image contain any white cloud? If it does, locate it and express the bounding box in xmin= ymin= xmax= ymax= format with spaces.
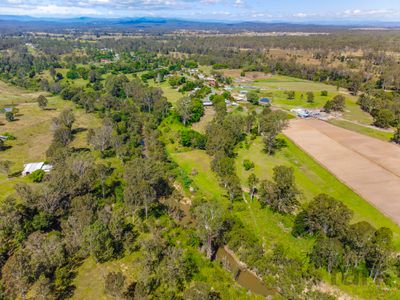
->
xmin=234 ymin=0 xmax=244 ymax=7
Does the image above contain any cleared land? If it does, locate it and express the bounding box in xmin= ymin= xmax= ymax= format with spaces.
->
xmin=191 ymin=107 xmax=215 ymax=134
xmin=0 ymin=82 xmax=100 ymax=200
xmin=284 ymin=119 xmax=400 ymax=226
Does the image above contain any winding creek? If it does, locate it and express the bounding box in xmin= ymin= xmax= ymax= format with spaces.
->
xmin=174 ymin=196 xmax=276 ymax=298
xmin=215 ymin=247 xmax=275 ymax=298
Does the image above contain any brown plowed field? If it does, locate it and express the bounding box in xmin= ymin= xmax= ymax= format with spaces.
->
xmin=284 ymin=119 xmax=400 ymax=225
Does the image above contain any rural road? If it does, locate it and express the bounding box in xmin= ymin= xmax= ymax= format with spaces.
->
xmin=284 ymin=119 xmax=400 ymax=225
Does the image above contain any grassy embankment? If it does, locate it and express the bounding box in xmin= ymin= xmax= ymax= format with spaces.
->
xmin=328 ymin=119 xmax=393 ymax=142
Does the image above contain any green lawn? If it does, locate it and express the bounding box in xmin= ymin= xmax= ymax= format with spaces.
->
xmin=252 ymin=75 xmax=342 ymax=93
xmin=329 ymin=119 xmax=393 ymax=142
xmin=170 ymin=150 xmax=226 ymax=200
xmin=235 ymin=137 xmax=400 ymax=250
xmin=149 ymin=80 xmax=184 ymax=105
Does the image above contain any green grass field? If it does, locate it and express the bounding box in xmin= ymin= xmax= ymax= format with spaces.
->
xmin=170 ymin=150 xmax=226 ymax=200
xmin=329 ymin=119 xmax=393 ymax=141
xmin=165 ymin=124 xmax=400 ymax=298
xmin=248 ymin=75 xmax=372 ymax=124
xmin=235 ymin=136 xmax=400 ymax=249
xmin=72 ymin=254 xmax=140 ymax=300
xmin=252 ymin=75 xmax=341 ymax=93
xmin=148 ymin=80 xmax=184 ymax=105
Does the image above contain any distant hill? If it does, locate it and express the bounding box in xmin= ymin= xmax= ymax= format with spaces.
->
xmin=0 ymin=15 xmax=398 ymax=35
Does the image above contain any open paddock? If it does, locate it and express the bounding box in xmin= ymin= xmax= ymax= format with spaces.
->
xmin=284 ymin=119 xmax=400 ymax=226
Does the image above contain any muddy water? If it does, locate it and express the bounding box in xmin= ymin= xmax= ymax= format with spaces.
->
xmin=173 ymin=199 xmax=275 ymax=298
xmin=215 ymin=247 xmax=275 ymax=298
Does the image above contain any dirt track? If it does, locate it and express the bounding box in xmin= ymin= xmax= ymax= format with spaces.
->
xmin=284 ymin=119 xmax=400 ymax=225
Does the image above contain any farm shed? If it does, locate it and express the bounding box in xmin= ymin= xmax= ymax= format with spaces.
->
xmin=22 ymin=162 xmax=53 ymax=176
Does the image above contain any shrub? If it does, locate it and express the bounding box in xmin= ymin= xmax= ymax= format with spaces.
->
xmin=321 ymin=90 xmax=328 ymax=96
xmin=29 ymin=169 xmax=46 ymax=183
xmin=1 ymin=133 xmax=16 ymax=140
xmin=287 ymin=91 xmax=295 ymax=100
xmin=373 ymin=109 xmax=395 ymax=129
xmin=247 ymin=91 xmax=259 ymax=105
xmin=243 ymin=159 xmax=255 ymax=171
xmin=66 ymin=69 xmax=80 ymax=80
xmin=306 ymin=91 xmax=314 ymax=103
xmin=5 ymin=112 xmax=14 ymax=122
xmin=323 ymin=95 xmax=345 ymax=113
xmin=180 ymin=130 xmax=206 ymax=149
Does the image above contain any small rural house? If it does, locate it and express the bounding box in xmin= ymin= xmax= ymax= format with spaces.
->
xmin=202 ymin=101 xmax=213 ymax=106
xmin=22 ymin=162 xmax=53 ymax=176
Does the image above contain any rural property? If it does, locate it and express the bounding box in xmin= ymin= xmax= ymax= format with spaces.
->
xmin=285 ymin=119 xmax=400 ymax=225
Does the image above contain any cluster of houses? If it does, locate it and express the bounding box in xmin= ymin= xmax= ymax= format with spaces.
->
xmin=177 ymin=68 xmax=273 ymax=108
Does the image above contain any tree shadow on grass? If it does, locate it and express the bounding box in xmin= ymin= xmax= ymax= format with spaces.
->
xmin=72 ymin=127 xmax=87 ymax=134
xmin=263 ymin=137 xmax=288 ymax=155
xmin=0 ymin=145 xmax=12 ymax=151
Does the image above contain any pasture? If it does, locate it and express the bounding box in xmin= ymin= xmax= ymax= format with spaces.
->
xmin=224 ymin=73 xmax=373 ymax=125
xmin=0 ymin=83 xmax=100 ymax=200
xmin=0 ymin=80 xmax=43 ymax=105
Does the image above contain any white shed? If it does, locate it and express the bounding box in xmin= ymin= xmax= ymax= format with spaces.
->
xmin=22 ymin=162 xmax=53 ymax=176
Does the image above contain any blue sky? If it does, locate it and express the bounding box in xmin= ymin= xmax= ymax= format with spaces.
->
xmin=1 ymin=0 xmax=400 ymax=22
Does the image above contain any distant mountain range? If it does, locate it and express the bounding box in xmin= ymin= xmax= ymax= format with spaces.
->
xmin=0 ymin=15 xmax=399 ymax=34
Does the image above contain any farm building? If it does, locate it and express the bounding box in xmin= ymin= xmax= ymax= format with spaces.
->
xmin=22 ymin=162 xmax=53 ymax=176
xmin=3 ymin=108 xmax=13 ymax=113
xmin=202 ymin=101 xmax=213 ymax=106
